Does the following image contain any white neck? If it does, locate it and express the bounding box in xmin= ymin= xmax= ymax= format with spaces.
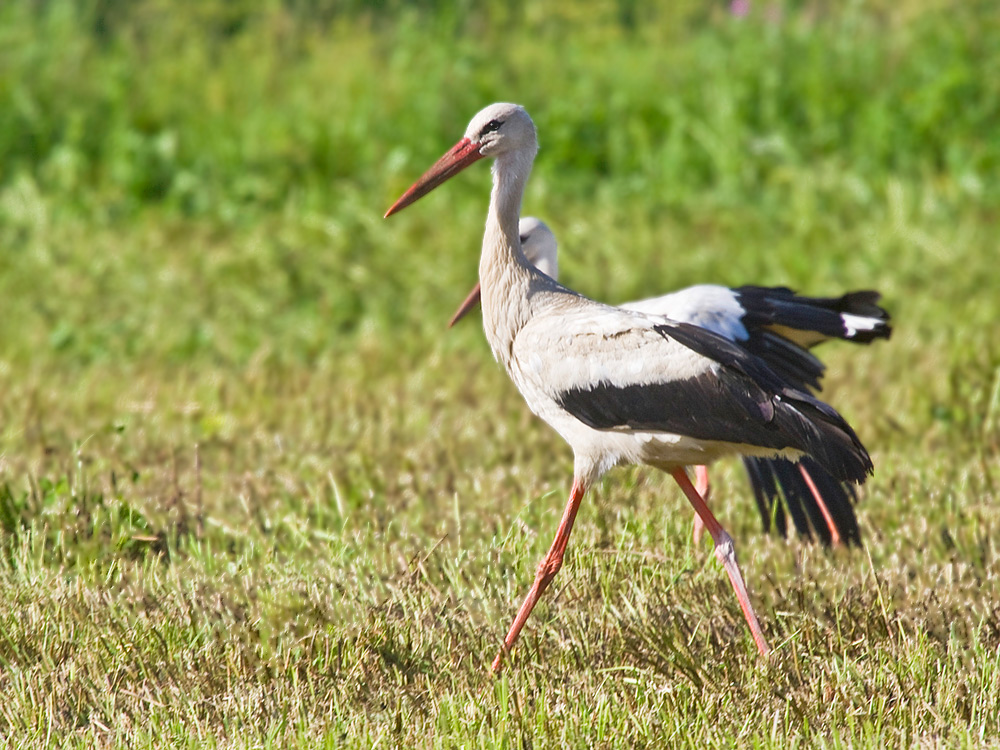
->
xmin=478 ymin=148 xmax=537 ymax=365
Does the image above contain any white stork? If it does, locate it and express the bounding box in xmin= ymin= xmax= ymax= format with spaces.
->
xmin=385 ymin=103 xmax=874 ymax=670
xmin=449 ymin=217 xmax=892 ymax=547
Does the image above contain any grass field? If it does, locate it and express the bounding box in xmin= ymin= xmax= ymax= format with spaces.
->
xmin=1 ymin=0 xmax=999 ymax=746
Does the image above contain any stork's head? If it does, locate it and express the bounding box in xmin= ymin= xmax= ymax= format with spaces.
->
xmin=461 ymin=103 xmax=537 ymax=160
xmin=384 ymin=103 xmax=537 ymax=218
xmin=447 ymin=216 xmax=560 ymax=327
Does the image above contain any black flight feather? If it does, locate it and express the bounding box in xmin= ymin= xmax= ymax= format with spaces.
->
xmin=556 ymin=321 xmax=873 ymax=485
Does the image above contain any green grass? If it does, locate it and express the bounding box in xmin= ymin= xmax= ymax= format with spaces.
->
xmin=1 ymin=0 xmax=999 ymax=746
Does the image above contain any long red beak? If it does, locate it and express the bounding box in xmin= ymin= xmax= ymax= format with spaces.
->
xmin=447 ymin=282 xmax=482 ymax=327
xmin=384 ymin=137 xmax=485 ymax=218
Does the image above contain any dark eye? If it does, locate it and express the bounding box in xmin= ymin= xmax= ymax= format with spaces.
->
xmin=480 ymin=119 xmax=502 ymax=137
xmin=519 ymin=235 xmax=528 ymax=244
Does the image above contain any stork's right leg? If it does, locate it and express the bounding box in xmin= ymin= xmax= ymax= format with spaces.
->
xmin=491 ymin=477 xmax=587 ymax=673
xmin=692 ymin=464 xmax=710 ymax=544
xmin=671 ymin=468 xmax=771 ymax=656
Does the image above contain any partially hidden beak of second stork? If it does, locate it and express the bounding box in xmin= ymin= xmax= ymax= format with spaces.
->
xmin=384 ymin=137 xmax=485 ymax=218
xmin=447 ymin=282 xmax=482 ymax=328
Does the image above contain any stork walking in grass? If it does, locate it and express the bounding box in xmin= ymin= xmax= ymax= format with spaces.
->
xmin=449 ymin=217 xmax=891 ymax=547
xmin=386 ymin=103 xmax=875 ymax=671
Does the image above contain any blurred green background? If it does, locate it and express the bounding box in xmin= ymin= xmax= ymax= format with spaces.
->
xmin=1 ymin=0 xmax=999 ymax=745
xmin=2 ymin=0 xmax=997 ymax=367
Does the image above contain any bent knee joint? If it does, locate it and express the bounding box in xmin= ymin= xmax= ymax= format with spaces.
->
xmin=535 ymin=555 xmax=564 ymax=582
xmin=714 ymin=534 xmax=737 ymax=566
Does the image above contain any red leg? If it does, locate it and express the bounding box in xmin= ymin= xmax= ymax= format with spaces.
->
xmin=671 ymin=468 xmax=771 ymax=656
xmin=798 ymin=463 xmax=842 ymax=547
xmin=692 ymin=464 xmax=710 ymax=544
xmin=491 ymin=477 xmax=587 ymax=673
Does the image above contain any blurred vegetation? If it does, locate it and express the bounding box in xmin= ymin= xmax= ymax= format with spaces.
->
xmin=1 ymin=0 xmax=998 ymax=366
xmin=4 ymin=0 xmax=998 ymax=219
xmin=0 ymin=0 xmax=999 ymax=746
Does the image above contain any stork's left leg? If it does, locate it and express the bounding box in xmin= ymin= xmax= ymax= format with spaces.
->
xmin=692 ymin=465 xmax=710 ymax=544
xmin=671 ymin=468 xmax=771 ymax=656
xmin=491 ymin=477 xmax=588 ymax=673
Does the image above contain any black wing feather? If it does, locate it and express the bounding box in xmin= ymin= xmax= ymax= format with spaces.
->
xmin=742 ymin=457 xmax=791 ymax=538
xmin=735 ymin=286 xmax=892 ymax=345
xmin=741 ymin=332 xmax=827 ymax=391
xmin=556 ymin=320 xmax=872 ymax=485
xmin=742 ymin=455 xmax=862 ymax=546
